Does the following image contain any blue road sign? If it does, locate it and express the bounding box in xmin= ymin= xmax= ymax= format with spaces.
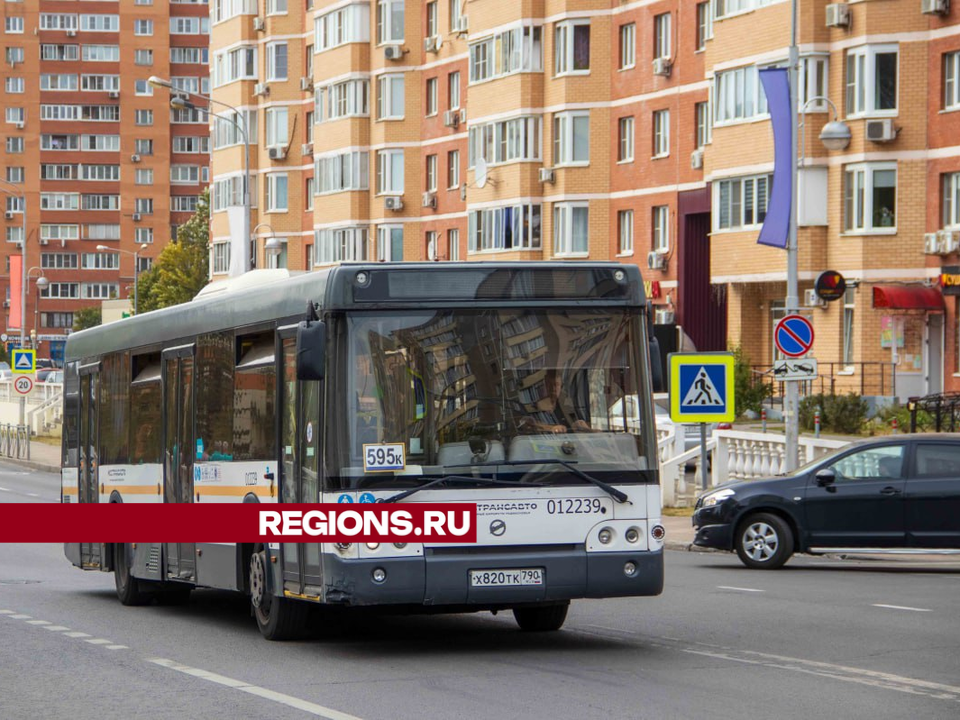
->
xmin=668 ymin=353 xmax=735 ymax=423
xmin=774 ymin=314 xmax=814 ymax=358
xmin=11 ymin=348 xmax=35 ymax=374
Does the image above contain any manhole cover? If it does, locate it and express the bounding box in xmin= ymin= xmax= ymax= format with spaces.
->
xmin=0 ymin=579 xmax=42 ymax=585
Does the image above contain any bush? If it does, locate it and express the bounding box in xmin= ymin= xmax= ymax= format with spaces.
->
xmin=799 ymin=393 xmax=869 ymax=435
xmin=731 ymin=344 xmax=771 ymax=418
xmin=866 ymin=404 xmax=933 ymax=435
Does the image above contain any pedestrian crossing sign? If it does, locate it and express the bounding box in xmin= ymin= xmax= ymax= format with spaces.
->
xmin=11 ymin=348 xmax=35 ymax=374
xmin=668 ymin=352 xmax=735 ymax=423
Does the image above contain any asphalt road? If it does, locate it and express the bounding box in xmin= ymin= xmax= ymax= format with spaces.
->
xmin=2 ymin=463 xmax=959 ymax=720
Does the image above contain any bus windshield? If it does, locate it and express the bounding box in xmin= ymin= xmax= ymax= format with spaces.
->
xmin=327 ymin=308 xmax=656 ymax=490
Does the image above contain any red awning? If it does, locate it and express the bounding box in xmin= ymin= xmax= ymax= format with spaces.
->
xmin=872 ymin=285 xmax=943 ymax=311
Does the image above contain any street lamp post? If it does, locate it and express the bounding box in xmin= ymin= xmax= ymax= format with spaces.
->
xmin=149 ymin=76 xmax=252 ymax=276
xmin=252 ymin=222 xmax=281 ymax=269
xmin=96 ymin=244 xmax=149 ymax=315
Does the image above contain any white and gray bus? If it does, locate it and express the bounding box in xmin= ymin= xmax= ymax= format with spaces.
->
xmin=62 ymin=263 xmax=664 ymax=640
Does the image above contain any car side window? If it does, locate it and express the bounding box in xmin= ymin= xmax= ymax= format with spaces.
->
xmin=829 ymin=445 xmax=904 ymax=481
xmin=913 ymin=444 xmax=960 ymax=477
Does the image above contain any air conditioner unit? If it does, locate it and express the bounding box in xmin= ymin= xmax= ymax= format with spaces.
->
xmin=654 ymin=308 xmax=675 ymax=325
xmin=690 ymin=149 xmax=704 ymax=170
xmin=130 ymin=154 xmax=141 ymax=163
xmin=267 ymin=146 xmax=287 ymax=160
xmin=422 ymin=192 xmax=437 ymax=209
xmin=300 ymin=77 xmax=313 ymax=91
xmin=921 ymin=0 xmax=949 ymax=15
xmin=538 ymin=168 xmax=555 ymax=184
xmin=65 ymin=29 xmax=77 ymax=37
xmin=865 ymin=118 xmax=896 ymax=143
xmin=384 ymin=195 xmax=403 ymax=211
xmin=301 ymin=142 xmax=313 ymax=156
xmin=443 ymin=109 xmax=460 ymax=128
xmin=455 ymin=16 xmax=469 ymax=35
xmin=652 ymin=58 xmax=672 ymax=77
xmin=132 ymin=213 xmax=142 ymax=222
xmin=825 ymin=3 xmax=851 ymax=27
xmin=924 ymin=232 xmax=941 ymax=254
xmin=647 ymin=251 xmax=666 ymax=271
xmin=938 ymin=229 xmax=960 ymax=254
xmin=384 ymin=45 xmax=403 ymax=61
xmin=254 ymin=83 xmax=269 ymax=97
xmin=14 ymin=121 xmax=23 ymax=130
xmin=804 ymin=288 xmax=827 ymax=308
xmin=424 ymin=36 xmax=441 ymax=53
xmin=107 ymin=91 xmax=119 ymax=99
xmin=3 ymin=211 xmax=14 ymax=220
xmin=253 ymin=17 xmax=265 ymax=31
xmin=39 ymin=239 xmax=49 ymax=246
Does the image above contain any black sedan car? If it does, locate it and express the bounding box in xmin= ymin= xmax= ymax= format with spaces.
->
xmin=692 ymin=434 xmax=960 ymax=569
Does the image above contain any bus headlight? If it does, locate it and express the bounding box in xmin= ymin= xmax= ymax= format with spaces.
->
xmin=365 ymin=542 xmax=380 ymax=551
xmin=598 ymin=528 xmax=614 ymax=545
xmin=625 ymin=527 xmax=640 ymax=544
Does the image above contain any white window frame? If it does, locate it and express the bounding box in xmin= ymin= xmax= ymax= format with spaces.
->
xmin=696 ymin=101 xmax=712 ymax=148
xmin=843 ymin=162 xmax=898 ymax=234
xmin=653 ymin=109 xmax=670 ymax=158
xmin=376 ymin=0 xmax=404 ymax=45
xmin=376 ymin=225 xmax=403 ymax=261
xmin=653 ymin=205 xmax=670 ymax=252
xmin=425 ymin=77 xmax=438 ymax=117
xmin=425 ymin=154 xmax=438 ymax=193
xmin=553 ymin=203 xmax=589 ymax=257
xmin=377 ymin=74 xmax=404 ymax=120
xmin=448 ymin=71 xmax=460 ymax=109
xmin=944 ymin=172 xmax=960 ymax=229
xmin=266 ymin=42 xmax=288 ymax=82
xmin=714 ymin=64 xmax=770 ymax=125
xmin=696 ymin=2 xmax=713 ymax=51
xmin=265 ymin=107 xmax=288 ymax=148
xmin=448 ymin=149 xmax=460 ymax=189
xmin=448 ymin=228 xmax=460 ymax=261
xmin=265 ymin=173 xmax=289 ymax=212
xmin=552 ymin=111 xmax=589 ymax=167
xmin=619 ymin=23 xmax=635 ymax=70
xmin=212 ymin=242 xmax=230 ymax=274
xmin=800 ymin=55 xmax=829 ymax=112
xmin=618 ymin=209 xmax=634 ymax=256
xmin=5 ymin=16 xmax=24 ymax=34
xmin=134 ymin=19 xmax=154 ymax=36
xmin=654 ymin=13 xmax=671 ymax=60
xmin=715 ymin=174 xmax=771 ymax=231
xmin=554 ymin=19 xmax=590 ymax=76
xmin=618 ymin=116 xmax=634 ymax=163
xmin=845 ymin=44 xmax=899 ymax=118
xmin=946 ymin=51 xmax=960 ymax=111
xmin=266 ymin=0 xmax=288 ymax=16
xmin=468 ymin=204 xmax=542 ymax=253
xmin=376 ymin=149 xmax=404 ymax=195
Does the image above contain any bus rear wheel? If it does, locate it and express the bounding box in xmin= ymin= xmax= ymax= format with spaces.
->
xmin=250 ymin=549 xmax=309 ymax=641
xmin=512 ymin=602 xmax=569 ymax=632
xmin=114 ymin=543 xmax=153 ymax=606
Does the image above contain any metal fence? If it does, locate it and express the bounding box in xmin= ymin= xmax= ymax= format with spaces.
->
xmin=0 ymin=424 xmax=30 ymax=460
xmin=908 ymin=393 xmax=960 ymax=432
xmin=752 ymin=362 xmax=897 ymax=403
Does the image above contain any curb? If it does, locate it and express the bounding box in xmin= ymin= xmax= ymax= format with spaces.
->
xmin=0 ymin=457 xmax=60 ymax=474
xmin=664 ymin=540 xmax=719 ymax=553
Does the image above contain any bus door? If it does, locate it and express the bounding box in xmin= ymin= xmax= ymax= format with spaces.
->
xmin=279 ymin=332 xmax=323 ymax=595
xmin=162 ymin=346 xmax=196 ymax=582
xmin=78 ymin=364 xmax=100 ymax=568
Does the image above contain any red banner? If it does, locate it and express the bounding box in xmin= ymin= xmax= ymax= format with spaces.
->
xmin=9 ymin=254 xmax=21 ymax=330
xmin=0 ymin=504 xmax=477 ymax=543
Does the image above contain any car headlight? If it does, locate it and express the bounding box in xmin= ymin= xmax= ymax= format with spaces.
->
xmin=700 ymin=488 xmax=735 ymax=507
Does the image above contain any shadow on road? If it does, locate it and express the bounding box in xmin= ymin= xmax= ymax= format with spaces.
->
xmin=694 ymin=558 xmax=960 ymax=575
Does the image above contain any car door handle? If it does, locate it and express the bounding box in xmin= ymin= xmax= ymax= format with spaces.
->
xmin=880 ymin=486 xmax=901 ymax=496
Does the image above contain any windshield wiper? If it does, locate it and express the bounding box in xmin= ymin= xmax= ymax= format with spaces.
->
xmin=443 ymin=459 xmax=631 ymax=505
xmin=378 ymin=474 xmax=543 ymax=504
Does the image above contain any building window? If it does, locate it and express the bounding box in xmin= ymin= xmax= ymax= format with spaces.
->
xmin=135 ymin=198 xmax=154 ymax=214
xmin=6 ymin=137 xmax=23 ymax=153
xmin=448 ymin=228 xmax=460 ymax=261
xmin=5 ymin=17 xmax=24 ymax=34
xmin=944 ymin=172 xmax=960 ymax=228
xmin=695 ymin=101 xmax=712 ymax=148
xmin=266 ymin=42 xmax=288 ymax=82
xmin=846 ymin=44 xmax=898 ymax=117
xmin=619 ymin=23 xmax=635 ymax=70
xmin=135 ymin=169 xmax=153 ymax=185
xmin=800 ymin=56 xmax=829 ymax=112
xmin=265 ymin=173 xmax=288 ymax=212
xmin=843 ymin=163 xmax=897 ymax=232
xmin=134 ymin=19 xmax=153 ymax=36
xmin=714 ymin=65 xmax=769 ymax=124
xmin=135 ymin=109 xmax=154 ymax=126
xmin=135 ymin=79 xmax=153 ymax=96
xmin=425 ymin=154 xmax=437 ymax=192
xmin=696 ymin=2 xmax=712 ymax=51
xmin=42 ymin=253 xmax=79 ymax=270
xmin=266 ymin=0 xmax=288 ymax=15
xmin=135 ymin=138 xmax=153 ymax=155
xmin=426 ymin=77 xmax=438 ymax=116
xmin=468 ymin=116 xmax=541 ymax=167
xmin=946 ymin=51 xmax=960 ymax=110
xmin=6 ymin=227 xmax=23 ymax=244
xmin=315 ymin=227 xmax=368 ymax=264
xmin=553 ymin=203 xmax=589 ymax=256
xmin=618 ymin=209 xmax=633 ymax=255
xmin=377 ymin=74 xmax=404 ymax=119
xmin=716 ymin=174 xmax=771 ymax=230
xmin=324 ymin=79 xmax=369 ymax=120
xmin=469 ymin=25 xmax=542 ymax=84
xmin=618 ymin=116 xmax=634 ymax=162
xmin=448 ymin=149 xmax=459 ymax=189
xmin=426 ymin=1 xmax=438 ymax=37
xmin=468 ymin=204 xmax=542 ymax=252
xmin=553 ymin=111 xmax=589 ymax=166
xmin=265 ymin=107 xmax=288 ymax=148
xmin=376 ymin=149 xmax=404 ymax=194
xmin=376 ymin=0 xmax=404 ymax=44
xmin=448 ymin=71 xmax=460 ymax=109
xmin=426 ymin=230 xmax=439 ymax=261
xmin=212 ymin=242 xmax=230 ymax=274
xmin=653 ymin=206 xmax=670 ymax=252
xmin=136 ymin=227 xmax=153 ymax=244
xmin=654 ymin=13 xmax=671 ymax=60
xmin=305 ymin=178 xmax=314 ymax=210
xmin=449 ymin=0 xmax=462 ymax=31
xmin=314 ymin=4 xmax=370 ymax=52
xmin=555 ymin=20 xmax=590 ymax=75
xmin=6 ymin=107 xmax=24 ymax=124
xmin=842 ymin=288 xmax=855 ymax=366
xmin=5 ymin=77 xmax=23 ymax=93
xmin=5 ymin=166 xmax=22 ymax=184
xmin=376 ymin=225 xmax=403 ymax=261
xmin=653 ymin=110 xmax=670 ymax=157
xmin=314 ymin=151 xmax=369 ymax=194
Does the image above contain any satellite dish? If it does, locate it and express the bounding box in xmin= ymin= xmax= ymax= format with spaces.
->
xmin=475 ymin=157 xmax=488 ymax=189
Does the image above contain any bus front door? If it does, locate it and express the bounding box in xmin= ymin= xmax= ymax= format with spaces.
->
xmin=78 ymin=368 xmax=99 ymax=568
xmin=163 ymin=350 xmax=196 ymax=582
xmin=279 ymin=334 xmax=323 ymax=596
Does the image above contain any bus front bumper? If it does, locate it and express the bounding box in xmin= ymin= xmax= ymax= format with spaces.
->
xmin=320 ymin=548 xmax=663 ymax=607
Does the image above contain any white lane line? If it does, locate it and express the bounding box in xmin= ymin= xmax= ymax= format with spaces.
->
xmin=84 ymin=638 xmax=113 ymax=645
xmin=105 ymin=645 xmax=129 ymax=650
xmin=41 ymin=625 xmax=70 ymax=632
xmin=63 ymin=632 xmax=91 ymax=639
xmin=26 ymin=492 xmax=39 ymax=497
xmin=10 ymin=614 xmax=31 ymax=619
xmin=26 ymin=620 xmax=51 ymax=625
xmin=0 ymin=610 xmax=13 ymax=614
xmin=872 ymin=603 xmax=932 ymax=613
xmin=717 ymin=586 xmax=765 ymax=593
xmin=147 ymin=658 xmax=366 ymax=720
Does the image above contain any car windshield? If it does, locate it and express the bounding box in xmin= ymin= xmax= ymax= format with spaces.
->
xmin=325 ymin=308 xmax=655 ymax=490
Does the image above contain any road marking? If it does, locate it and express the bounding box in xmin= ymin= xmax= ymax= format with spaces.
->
xmin=84 ymin=638 xmax=113 ymax=645
xmin=0 ymin=487 xmax=9 ymax=492
xmin=0 ymin=610 xmax=13 ymax=614
xmin=872 ymin=603 xmax=932 ymax=613
xmin=717 ymin=586 xmax=765 ymax=593
xmin=10 ymin=614 xmax=31 ymax=619
xmin=26 ymin=620 xmax=51 ymax=625
xmin=41 ymin=625 xmax=70 ymax=632
xmin=105 ymin=645 xmax=129 ymax=650
xmin=147 ymin=658 xmax=366 ymax=720
xmin=26 ymin=492 xmax=39 ymax=497
xmin=63 ymin=632 xmax=91 ymax=639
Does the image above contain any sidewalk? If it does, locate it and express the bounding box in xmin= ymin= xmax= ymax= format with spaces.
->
xmin=0 ymin=441 xmax=61 ymax=474
xmin=662 ymin=515 xmax=696 ymax=551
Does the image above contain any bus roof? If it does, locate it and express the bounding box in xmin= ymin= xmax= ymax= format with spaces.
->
xmin=64 ymin=262 xmax=646 ymax=362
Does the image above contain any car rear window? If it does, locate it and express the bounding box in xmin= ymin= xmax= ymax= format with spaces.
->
xmin=914 ymin=444 xmax=960 ymax=477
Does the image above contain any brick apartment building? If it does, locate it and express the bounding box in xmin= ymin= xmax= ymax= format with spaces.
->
xmin=0 ymin=0 xmax=210 ymax=363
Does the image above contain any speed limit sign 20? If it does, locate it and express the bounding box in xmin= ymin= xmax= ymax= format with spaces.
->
xmin=14 ymin=376 xmax=33 ymax=395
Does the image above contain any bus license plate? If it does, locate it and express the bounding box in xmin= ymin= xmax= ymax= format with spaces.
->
xmin=470 ymin=568 xmax=544 ymax=587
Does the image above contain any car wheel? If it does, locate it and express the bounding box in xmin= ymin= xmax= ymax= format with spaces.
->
xmin=512 ymin=602 xmax=569 ymax=632
xmin=735 ymin=513 xmax=794 ymax=570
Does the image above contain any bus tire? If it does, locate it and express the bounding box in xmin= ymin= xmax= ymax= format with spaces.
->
xmin=114 ymin=543 xmax=153 ymax=606
xmin=250 ymin=549 xmax=309 ymax=641
xmin=512 ymin=602 xmax=569 ymax=632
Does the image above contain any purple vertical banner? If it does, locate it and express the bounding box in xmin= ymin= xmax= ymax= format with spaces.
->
xmin=757 ymin=68 xmax=792 ymax=249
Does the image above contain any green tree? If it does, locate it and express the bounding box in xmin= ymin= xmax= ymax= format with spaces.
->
xmin=73 ymin=306 xmax=102 ymax=331
xmin=138 ymin=189 xmax=210 ymax=313
xmin=731 ymin=343 xmax=772 ymax=418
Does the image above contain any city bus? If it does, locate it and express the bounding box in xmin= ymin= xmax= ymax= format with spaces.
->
xmin=62 ymin=262 xmax=665 ymax=640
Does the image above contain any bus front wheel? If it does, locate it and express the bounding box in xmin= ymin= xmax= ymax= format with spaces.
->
xmin=512 ymin=602 xmax=569 ymax=632
xmin=250 ymin=549 xmax=309 ymax=641
xmin=114 ymin=543 xmax=153 ymax=606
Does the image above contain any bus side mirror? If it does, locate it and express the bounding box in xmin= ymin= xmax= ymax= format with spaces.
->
xmin=648 ymin=337 xmax=664 ymax=393
xmin=296 ymin=320 xmax=326 ymax=381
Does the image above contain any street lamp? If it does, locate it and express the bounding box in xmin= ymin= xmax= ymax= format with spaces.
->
xmin=252 ymin=222 xmax=282 ymax=269
xmin=96 ymin=244 xmax=149 ymax=314
xmin=150 ymin=76 xmax=252 ymax=276
xmin=799 ymin=97 xmax=851 ymax=167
